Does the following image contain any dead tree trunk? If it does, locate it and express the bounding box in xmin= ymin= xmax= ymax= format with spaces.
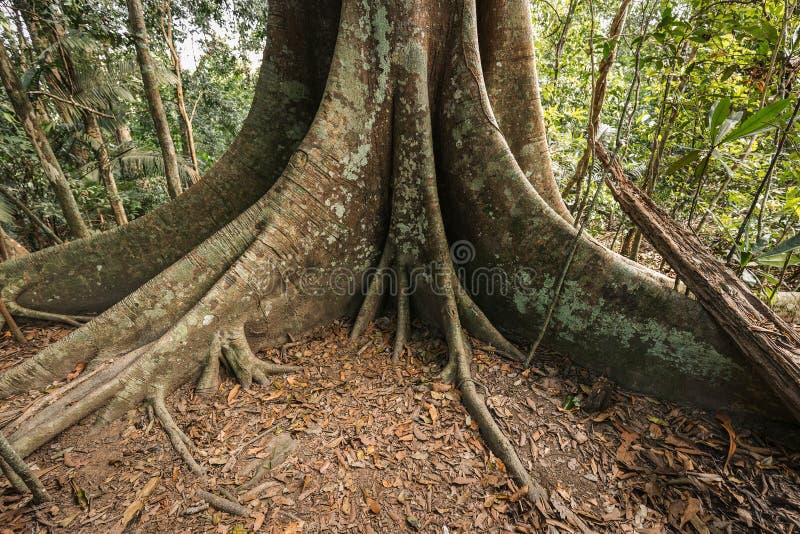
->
xmin=126 ymin=0 xmax=184 ymax=199
xmin=0 ymin=40 xmax=89 ymax=239
xmin=596 ymin=142 xmax=800 ymax=422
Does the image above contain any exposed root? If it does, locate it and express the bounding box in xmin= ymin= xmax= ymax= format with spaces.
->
xmin=0 ymin=297 xmax=25 ymax=344
xmin=454 ymin=282 xmax=525 ymax=362
xmin=348 ymin=40 xmax=549 ymax=518
xmin=196 ymin=326 xmax=301 ymax=396
xmin=150 ymin=391 xmax=205 ymax=476
xmin=393 ymin=266 xmax=410 ymax=361
xmin=6 ymin=344 xmax=148 ymax=456
xmin=0 ymin=456 xmax=28 ymax=496
xmin=452 ymin=331 xmax=547 ymax=509
xmin=196 ymin=336 xmax=223 ymax=396
xmin=350 ymin=240 xmax=394 ymax=341
xmin=196 ymin=489 xmax=250 ymax=517
xmin=4 ymin=299 xmax=91 ymax=327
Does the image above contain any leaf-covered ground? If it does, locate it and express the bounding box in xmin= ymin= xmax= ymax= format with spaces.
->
xmin=0 ymin=317 xmax=799 ymax=533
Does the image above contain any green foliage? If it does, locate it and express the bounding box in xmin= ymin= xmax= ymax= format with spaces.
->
xmin=533 ymin=0 xmax=800 ymax=300
xmin=183 ymin=38 xmax=255 ymax=171
xmin=0 ymin=0 xmax=257 ymax=243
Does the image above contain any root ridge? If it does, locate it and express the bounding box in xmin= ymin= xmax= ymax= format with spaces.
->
xmin=150 ymin=391 xmax=205 ymax=476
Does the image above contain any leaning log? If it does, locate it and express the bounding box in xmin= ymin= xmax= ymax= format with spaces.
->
xmin=595 ymin=142 xmax=800 ymax=423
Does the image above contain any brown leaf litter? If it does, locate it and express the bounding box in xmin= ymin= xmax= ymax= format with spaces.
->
xmin=0 ymin=319 xmax=799 ymax=533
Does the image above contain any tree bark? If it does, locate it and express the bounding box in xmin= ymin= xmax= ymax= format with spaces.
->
xmin=596 ymin=142 xmax=800 ymax=422
xmin=477 ymin=0 xmax=571 ymax=220
xmin=83 ymin=114 xmax=129 ymax=226
xmin=0 ymin=40 xmax=89 ymax=239
xmin=126 ymin=0 xmax=184 ymax=198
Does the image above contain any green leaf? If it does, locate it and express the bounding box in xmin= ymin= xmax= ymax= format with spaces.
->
xmin=754 ymin=253 xmax=800 ymax=267
xmin=562 ymin=395 xmax=580 ymax=410
xmin=759 ymin=234 xmax=800 ymax=259
xmin=708 ymin=98 xmax=731 ymax=144
xmin=665 ymin=149 xmax=702 ymax=175
xmin=715 ymin=111 xmax=743 ymax=144
xmin=720 ymin=99 xmax=792 ymax=144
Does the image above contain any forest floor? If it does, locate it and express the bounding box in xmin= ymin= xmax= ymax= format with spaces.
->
xmin=0 ymin=314 xmax=799 ymax=533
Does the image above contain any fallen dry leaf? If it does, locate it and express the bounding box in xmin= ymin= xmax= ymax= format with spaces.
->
xmin=716 ymin=413 xmax=737 ymax=472
xmin=66 ymin=362 xmax=85 ymax=381
xmin=228 ymin=383 xmax=241 ymax=404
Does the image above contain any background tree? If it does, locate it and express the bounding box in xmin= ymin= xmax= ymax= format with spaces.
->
xmin=125 ymin=0 xmax=183 ymax=198
xmin=0 ymin=38 xmax=89 ymax=238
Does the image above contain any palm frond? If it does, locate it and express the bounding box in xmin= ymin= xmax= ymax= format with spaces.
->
xmin=83 ymin=149 xmax=199 ymax=185
xmin=0 ymin=195 xmax=15 ymax=225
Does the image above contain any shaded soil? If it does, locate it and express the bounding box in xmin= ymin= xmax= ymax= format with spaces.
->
xmin=1 ymin=318 xmax=799 ymax=533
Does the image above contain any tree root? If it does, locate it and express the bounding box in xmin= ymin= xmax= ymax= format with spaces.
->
xmin=454 ymin=282 xmax=525 ymax=362
xmin=393 ymin=266 xmax=410 ymax=361
xmin=196 ymin=489 xmax=250 ymax=517
xmin=198 ymin=326 xmax=301 ymax=396
xmin=4 ymin=296 xmax=92 ymax=327
xmin=0 ymin=457 xmax=28 ymax=495
xmin=350 ymin=240 xmax=394 ymax=341
xmin=150 ymin=391 xmax=205 ymax=476
xmin=0 ymin=433 xmax=49 ymax=503
xmin=348 ymin=41 xmax=549 ymax=519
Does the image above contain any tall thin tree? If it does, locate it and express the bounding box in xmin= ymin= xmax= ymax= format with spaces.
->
xmin=161 ymin=0 xmax=199 ymax=180
xmin=562 ymin=0 xmax=632 ymax=199
xmin=126 ymin=0 xmax=183 ymax=198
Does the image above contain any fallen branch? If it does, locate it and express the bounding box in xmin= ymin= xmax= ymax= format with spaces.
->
xmin=595 ymin=142 xmax=800 ymax=422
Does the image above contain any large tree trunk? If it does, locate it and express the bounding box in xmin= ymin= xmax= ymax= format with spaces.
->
xmin=0 ymin=40 xmax=89 ymax=239
xmin=126 ymin=0 xmax=184 ymax=199
xmin=0 ymin=0 xmax=794 ymax=518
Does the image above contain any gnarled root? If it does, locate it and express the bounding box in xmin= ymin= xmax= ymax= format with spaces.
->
xmin=198 ymin=325 xmax=301 ymax=395
xmin=0 ymin=433 xmax=49 ymax=502
xmin=150 ymin=390 xmax=205 ymax=476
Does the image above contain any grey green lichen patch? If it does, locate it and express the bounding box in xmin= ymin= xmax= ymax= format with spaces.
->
xmin=371 ymin=5 xmax=392 ymax=105
xmin=515 ymin=275 xmax=743 ymax=381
